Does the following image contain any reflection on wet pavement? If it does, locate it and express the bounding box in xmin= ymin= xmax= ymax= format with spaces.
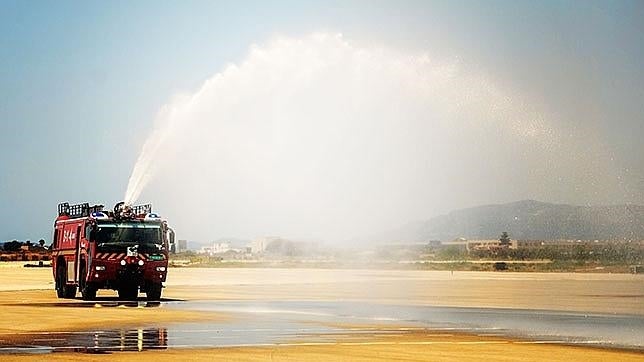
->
xmin=0 ymin=328 xmax=167 ymax=354
xmin=1 ymin=300 xmax=643 ymax=354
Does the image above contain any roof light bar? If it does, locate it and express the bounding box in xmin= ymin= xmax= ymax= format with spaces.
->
xmin=58 ymin=202 xmax=104 ymax=218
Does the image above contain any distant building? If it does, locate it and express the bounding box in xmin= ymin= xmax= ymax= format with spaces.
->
xmin=198 ymin=247 xmax=213 ymax=255
xmin=441 ymin=239 xmax=468 ymax=249
xmin=466 ymin=239 xmax=517 ymax=252
xmin=212 ymin=242 xmax=231 ymax=254
xmin=177 ymin=239 xmax=188 ymax=253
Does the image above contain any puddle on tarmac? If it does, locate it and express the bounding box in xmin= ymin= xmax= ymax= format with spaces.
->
xmin=1 ymin=300 xmax=643 ymax=354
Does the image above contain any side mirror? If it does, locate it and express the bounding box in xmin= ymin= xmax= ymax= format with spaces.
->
xmin=167 ymin=227 xmax=176 ymax=254
xmin=86 ymin=224 xmax=97 ymax=241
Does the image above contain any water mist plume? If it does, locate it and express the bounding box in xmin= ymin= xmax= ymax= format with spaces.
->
xmin=124 ymin=33 xmax=621 ymax=242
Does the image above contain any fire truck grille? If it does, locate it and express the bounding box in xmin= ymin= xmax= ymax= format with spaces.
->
xmin=118 ymin=263 xmax=144 ymax=281
xmin=94 ymin=253 xmax=158 ymax=261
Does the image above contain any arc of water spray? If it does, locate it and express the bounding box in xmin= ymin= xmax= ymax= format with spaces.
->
xmin=124 ymin=102 xmax=186 ymax=205
xmin=124 ymin=33 xmax=555 ymax=205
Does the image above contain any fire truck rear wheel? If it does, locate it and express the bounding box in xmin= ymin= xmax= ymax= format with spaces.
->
xmin=58 ymin=262 xmax=77 ymax=298
xmin=146 ymin=283 xmax=162 ymax=301
xmin=62 ymin=279 xmax=77 ymax=299
xmin=55 ymin=264 xmax=65 ymax=298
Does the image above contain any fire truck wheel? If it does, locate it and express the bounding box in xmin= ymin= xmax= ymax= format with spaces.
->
xmin=79 ymin=265 xmax=96 ymax=300
xmin=55 ymin=264 xmax=65 ymax=298
xmin=62 ymin=282 xmax=77 ymax=299
xmin=58 ymin=263 xmax=77 ymax=299
xmin=118 ymin=285 xmax=138 ymax=301
xmin=146 ymin=283 xmax=162 ymax=301
xmin=81 ymin=286 xmax=97 ymax=300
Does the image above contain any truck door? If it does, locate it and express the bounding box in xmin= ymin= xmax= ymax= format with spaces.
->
xmin=64 ymin=223 xmax=76 ymax=283
xmin=85 ymin=223 xmax=94 ymax=274
xmin=74 ymin=224 xmax=81 ymax=284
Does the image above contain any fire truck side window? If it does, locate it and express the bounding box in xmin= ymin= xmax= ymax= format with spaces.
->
xmin=52 ymin=229 xmax=58 ymax=248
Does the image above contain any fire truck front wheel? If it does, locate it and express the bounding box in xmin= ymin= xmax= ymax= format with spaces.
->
xmin=79 ymin=264 xmax=96 ymax=300
xmin=146 ymin=283 xmax=162 ymax=301
xmin=81 ymin=285 xmax=97 ymax=300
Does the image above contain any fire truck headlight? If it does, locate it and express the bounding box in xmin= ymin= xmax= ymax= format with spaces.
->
xmin=138 ymin=260 xmax=144 ymax=266
xmin=155 ymin=266 xmax=166 ymax=272
xmin=94 ymin=266 xmax=106 ymax=271
xmin=120 ymin=260 xmax=126 ymax=266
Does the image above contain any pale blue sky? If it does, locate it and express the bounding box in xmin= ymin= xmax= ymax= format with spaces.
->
xmin=1 ymin=0 xmax=643 ymax=241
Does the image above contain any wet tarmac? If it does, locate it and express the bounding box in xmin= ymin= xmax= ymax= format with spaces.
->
xmin=1 ymin=299 xmax=642 ymax=354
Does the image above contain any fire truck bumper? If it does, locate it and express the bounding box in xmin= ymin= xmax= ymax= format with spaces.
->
xmin=89 ymin=261 xmax=167 ymax=289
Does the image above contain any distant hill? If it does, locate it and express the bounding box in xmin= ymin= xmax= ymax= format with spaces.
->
xmin=381 ymin=200 xmax=644 ymax=242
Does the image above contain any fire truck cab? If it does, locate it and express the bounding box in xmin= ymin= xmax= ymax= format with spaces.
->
xmin=51 ymin=201 xmax=174 ymax=301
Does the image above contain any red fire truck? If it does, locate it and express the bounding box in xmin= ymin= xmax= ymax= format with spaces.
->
xmin=51 ymin=201 xmax=175 ymax=300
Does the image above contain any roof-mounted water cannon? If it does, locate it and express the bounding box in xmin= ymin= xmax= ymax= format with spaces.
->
xmin=113 ymin=201 xmax=131 ymax=219
xmin=114 ymin=201 xmax=153 ymax=219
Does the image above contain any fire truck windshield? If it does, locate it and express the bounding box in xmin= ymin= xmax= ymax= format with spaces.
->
xmin=94 ymin=223 xmax=163 ymax=253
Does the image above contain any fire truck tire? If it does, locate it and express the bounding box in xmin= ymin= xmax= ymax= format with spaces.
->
xmin=81 ymin=286 xmax=97 ymax=300
xmin=62 ymin=281 xmax=77 ymax=299
xmin=118 ymin=285 xmax=138 ymax=300
xmin=79 ymin=264 xmax=96 ymax=300
xmin=58 ymin=263 xmax=77 ymax=298
xmin=146 ymin=283 xmax=162 ymax=300
xmin=55 ymin=264 xmax=65 ymax=298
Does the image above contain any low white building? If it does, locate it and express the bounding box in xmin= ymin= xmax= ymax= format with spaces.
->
xmin=198 ymin=247 xmax=213 ymax=255
xmin=212 ymin=242 xmax=231 ymax=254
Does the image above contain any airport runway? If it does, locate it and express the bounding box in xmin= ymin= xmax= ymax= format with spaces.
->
xmin=0 ymin=266 xmax=643 ymax=360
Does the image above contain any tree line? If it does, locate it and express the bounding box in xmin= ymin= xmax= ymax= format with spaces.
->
xmin=1 ymin=239 xmax=47 ymax=252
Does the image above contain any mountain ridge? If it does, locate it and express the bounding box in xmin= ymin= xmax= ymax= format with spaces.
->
xmin=381 ymin=200 xmax=644 ymax=242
